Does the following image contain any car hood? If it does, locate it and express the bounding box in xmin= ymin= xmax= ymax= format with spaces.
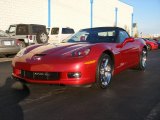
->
xmin=26 ymin=43 xmax=92 ymax=56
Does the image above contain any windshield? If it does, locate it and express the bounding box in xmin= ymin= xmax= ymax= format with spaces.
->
xmin=63 ymin=28 xmax=117 ymax=43
xmin=0 ymin=30 xmax=9 ymax=37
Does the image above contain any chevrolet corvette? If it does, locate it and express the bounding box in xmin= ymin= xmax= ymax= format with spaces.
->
xmin=12 ymin=27 xmax=147 ymax=89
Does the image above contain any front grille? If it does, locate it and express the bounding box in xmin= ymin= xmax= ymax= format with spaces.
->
xmin=21 ymin=70 xmax=60 ymax=80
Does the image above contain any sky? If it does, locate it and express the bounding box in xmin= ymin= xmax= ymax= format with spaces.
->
xmin=120 ymin=0 xmax=160 ymax=35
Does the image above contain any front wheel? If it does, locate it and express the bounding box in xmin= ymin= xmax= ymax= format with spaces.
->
xmin=95 ymin=54 xmax=113 ymax=89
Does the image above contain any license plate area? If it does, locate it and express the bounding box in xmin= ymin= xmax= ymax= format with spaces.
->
xmin=3 ymin=41 xmax=13 ymax=46
xmin=21 ymin=70 xmax=60 ymax=80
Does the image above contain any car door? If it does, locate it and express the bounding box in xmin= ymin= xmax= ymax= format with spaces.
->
xmin=118 ymin=30 xmax=136 ymax=69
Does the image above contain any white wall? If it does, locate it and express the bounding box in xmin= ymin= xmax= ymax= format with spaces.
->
xmin=51 ymin=0 xmax=90 ymax=31
xmin=0 ymin=0 xmax=133 ymax=34
xmin=93 ymin=0 xmax=118 ymax=27
xmin=50 ymin=0 xmax=133 ymax=34
xmin=50 ymin=0 xmax=118 ymax=31
xmin=117 ymin=1 xmax=133 ymax=35
xmin=0 ymin=0 xmax=48 ymax=31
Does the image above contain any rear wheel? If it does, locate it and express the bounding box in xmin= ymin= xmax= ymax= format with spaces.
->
xmin=19 ymin=41 xmax=26 ymax=50
xmin=137 ymin=48 xmax=147 ymax=71
xmin=36 ymin=31 xmax=48 ymax=44
xmin=147 ymin=44 xmax=151 ymax=51
xmin=95 ymin=54 xmax=113 ymax=89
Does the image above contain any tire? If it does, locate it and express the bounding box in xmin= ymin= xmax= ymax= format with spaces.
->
xmin=11 ymin=77 xmax=24 ymax=90
xmin=137 ymin=48 xmax=147 ymax=71
xmin=19 ymin=41 xmax=26 ymax=50
xmin=147 ymin=44 xmax=151 ymax=51
xmin=36 ymin=31 xmax=48 ymax=44
xmin=95 ymin=53 xmax=113 ymax=89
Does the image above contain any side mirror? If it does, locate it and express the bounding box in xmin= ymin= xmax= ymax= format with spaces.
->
xmin=116 ymin=37 xmax=134 ymax=48
xmin=124 ymin=37 xmax=134 ymax=43
xmin=122 ymin=37 xmax=134 ymax=45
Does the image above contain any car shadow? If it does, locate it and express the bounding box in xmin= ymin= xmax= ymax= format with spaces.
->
xmin=0 ymin=77 xmax=30 ymax=120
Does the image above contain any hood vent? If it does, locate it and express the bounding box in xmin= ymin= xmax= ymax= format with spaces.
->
xmin=32 ymin=54 xmax=46 ymax=61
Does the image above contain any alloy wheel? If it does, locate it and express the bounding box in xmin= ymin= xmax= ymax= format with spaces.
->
xmin=142 ymin=49 xmax=147 ymax=68
xmin=99 ymin=57 xmax=112 ymax=86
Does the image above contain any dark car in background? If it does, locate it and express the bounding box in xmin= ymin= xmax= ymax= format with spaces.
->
xmin=0 ymin=30 xmax=20 ymax=57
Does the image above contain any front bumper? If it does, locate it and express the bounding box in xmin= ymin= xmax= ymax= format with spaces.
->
xmin=12 ymin=60 xmax=97 ymax=85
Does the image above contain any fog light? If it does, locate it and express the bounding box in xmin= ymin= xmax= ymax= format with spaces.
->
xmin=68 ymin=72 xmax=81 ymax=78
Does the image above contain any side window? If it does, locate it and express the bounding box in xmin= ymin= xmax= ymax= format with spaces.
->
xmin=32 ymin=25 xmax=45 ymax=33
xmin=119 ymin=31 xmax=129 ymax=43
xmin=62 ymin=28 xmax=75 ymax=34
xmin=8 ymin=26 xmax=16 ymax=33
xmin=16 ymin=25 xmax=28 ymax=35
xmin=51 ymin=28 xmax=59 ymax=35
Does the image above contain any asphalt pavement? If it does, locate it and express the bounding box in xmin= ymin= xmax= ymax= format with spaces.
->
xmin=0 ymin=50 xmax=160 ymax=120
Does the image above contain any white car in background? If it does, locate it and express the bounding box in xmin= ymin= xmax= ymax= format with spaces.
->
xmin=48 ymin=27 xmax=75 ymax=43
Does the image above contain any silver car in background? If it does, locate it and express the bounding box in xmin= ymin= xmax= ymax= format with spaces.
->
xmin=0 ymin=30 xmax=20 ymax=57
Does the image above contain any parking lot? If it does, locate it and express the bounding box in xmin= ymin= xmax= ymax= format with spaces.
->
xmin=0 ymin=49 xmax=159 ymax=120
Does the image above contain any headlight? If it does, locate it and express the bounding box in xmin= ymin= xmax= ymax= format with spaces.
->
xmin=72 ymin=48 xmax=90 ymax=57
xmin=16 ymin=48 xmax=26 ymax=57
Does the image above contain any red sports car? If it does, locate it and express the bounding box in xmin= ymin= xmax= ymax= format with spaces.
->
xmin=12 ymin=27 xmax=147 ymax=89
xmin=143 ymin=38 xmax=158 ymax=50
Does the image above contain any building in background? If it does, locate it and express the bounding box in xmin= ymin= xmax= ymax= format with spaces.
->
xmin=50 ymin=0 xmax=133 ymax=34
xmin=0 ymin=0 xmax=48 ymax=30
xmin=0 ymin=0 xmax=133 ymax=35
xmin=133 ymin=23 xmax=138 ymax=37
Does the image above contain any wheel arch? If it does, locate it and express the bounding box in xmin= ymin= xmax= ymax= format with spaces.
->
xmin=143 ymin=45 xmax=148 ymax=52
xmin=94 ymin=50 xmax=115 ymax=89
xmin=140 ymin=45 xmax=148 ymax=57
xmin=103 ymin=50 xmax=115 ymax=67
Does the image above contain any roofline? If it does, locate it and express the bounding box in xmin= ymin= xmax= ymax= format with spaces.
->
xmin=81 ymin=26 xmax=126 ymax=31
xmin=9 ymin=24 xmax=46 ymax=26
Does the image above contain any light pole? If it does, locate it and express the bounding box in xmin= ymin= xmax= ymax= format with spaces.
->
xmin=131 ymin=13 xmax=134 ymax=36
xmin=115 ymin=7 xmax=118 ymax=27
xmin=90 ymin=0 xmax=93 ymax=28
xmin=48 ymin=0 xmax=51 ymax=28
